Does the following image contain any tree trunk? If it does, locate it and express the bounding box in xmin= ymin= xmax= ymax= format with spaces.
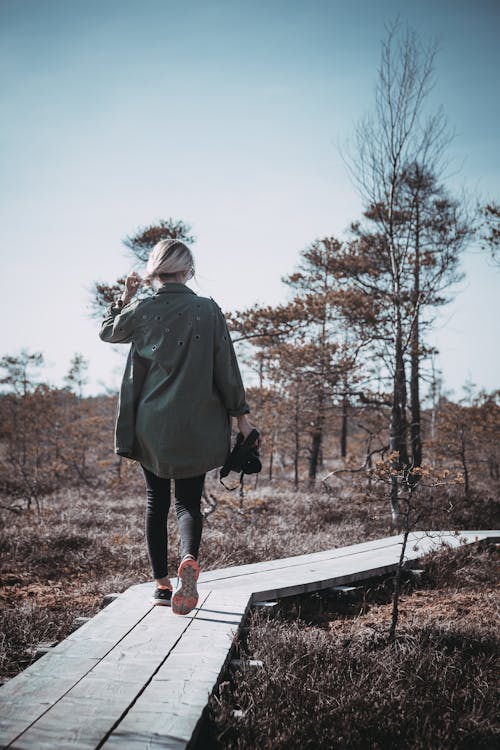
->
xmin=410 ymin=340 xmax=422 ymax=469
xmin=293 ymin=394 xmax=300 ymax=489
xmin=308 ymin=428 xmax=322 ymax=484
xmin=410 ymin=195 xmax=423 ymax=472
xmin=389 ymin=529 xmax=409 ymax=642
xmin=308 ymin=395 xmax=325 ymax=484
xmin=366 ymin=434 xmax=373 ymax=489
xmin=459 ymin=428 xmax=470 ymax=498
xmin=389 ymin=305 xmax=409 ymax=523
xmin=268 ymin=431 xmax=275 ymax=481
xmin=318 ymin=446 xmax=324 ymax=468
xmin=340 ymin=393 xmax=348 ymax=458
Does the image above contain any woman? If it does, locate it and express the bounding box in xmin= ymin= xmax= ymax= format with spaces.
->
xmin=99 ymin=239 xmax=256 ymax=615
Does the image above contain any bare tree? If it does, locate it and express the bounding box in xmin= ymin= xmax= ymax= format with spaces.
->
xmin=480 ymin=202 xmax=500 ymax=266
xmin=64 ymin=353 xmax=89 ymax=399
xmin=340 ymin=20 xmax=470 ymax=522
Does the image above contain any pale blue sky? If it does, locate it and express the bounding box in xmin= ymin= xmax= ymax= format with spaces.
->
xmin=1 ymin=0 xmax=499 ymax=398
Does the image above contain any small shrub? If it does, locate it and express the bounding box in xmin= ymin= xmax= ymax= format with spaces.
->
xmin=0 ymin=603 xmax=75 ymax=681
xmin=208 ymin=613 xmax=499 ymax=749
xmin=421 ymin=541 xmax=498 ymax=589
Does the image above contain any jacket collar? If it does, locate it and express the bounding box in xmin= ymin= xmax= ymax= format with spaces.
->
xmin=154 ymin=283 xmax=196 ymax=296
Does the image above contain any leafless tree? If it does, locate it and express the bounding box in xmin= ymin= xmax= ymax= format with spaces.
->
xmin=340 ymin=20 xmax=471 ymax=522
xmin=480 ymin=202 xmax=500 ymax=266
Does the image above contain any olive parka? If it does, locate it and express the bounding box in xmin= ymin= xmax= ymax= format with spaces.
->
xmin=99 ymin=282 xmax=250 ymax=479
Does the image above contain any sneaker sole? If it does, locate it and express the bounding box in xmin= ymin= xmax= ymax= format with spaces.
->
xmin=172 ymin=559 xmax=200 ymax=615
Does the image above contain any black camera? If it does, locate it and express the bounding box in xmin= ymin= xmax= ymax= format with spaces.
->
xmin=220 ymin=429 xmax=262 ymax=486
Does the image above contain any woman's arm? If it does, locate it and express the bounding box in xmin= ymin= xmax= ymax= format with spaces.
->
xmin=212 ymin=302 xmax=259 ymax=443
xmin=99 ymin=272 xmax=142 ymax=344
xmin=99 ymin=301 xmax=140 ymax=344
xmin=212 ymin=302 xmax=250 ymax=416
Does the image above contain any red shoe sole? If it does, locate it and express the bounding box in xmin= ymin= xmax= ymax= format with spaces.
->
xmin=172 ymin=559 xmax=201 ymax=615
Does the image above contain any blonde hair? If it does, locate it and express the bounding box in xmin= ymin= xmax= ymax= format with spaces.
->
xmin=143 ymin=239 xmax=195 ymax=286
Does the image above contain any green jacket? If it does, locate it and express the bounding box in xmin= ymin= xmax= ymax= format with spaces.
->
xmin=99 ymin=283 xmax=250 ymax=478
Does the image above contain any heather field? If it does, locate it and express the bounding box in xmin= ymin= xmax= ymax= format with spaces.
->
xmin=1 ymin=448 xmax=499 ymax=749
xmin=0 ymin=468 xmax=390 ymax=682
xmin=0 ymin=463 xmax=497 ymax=655
xmin=207 ymin=542 xmax=499 ymax=749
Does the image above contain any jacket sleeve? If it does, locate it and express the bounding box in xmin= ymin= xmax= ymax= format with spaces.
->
xmin=212 ymin=302 xmax=250 ymax=417
xmin=99 ymin=300 xmax=141 ymax=344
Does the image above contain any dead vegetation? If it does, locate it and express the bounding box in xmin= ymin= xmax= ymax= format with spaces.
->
xmin=0 ymin=419 xmax=498 ymax=749
xmin=206 ymin=543 xmax=499 ymax=749
xmin=0 ymin=471 xmax=391 ymax=683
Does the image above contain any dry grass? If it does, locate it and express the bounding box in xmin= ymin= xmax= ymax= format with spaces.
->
xmin=0 ymin=470 xmax=390 ymax=682
xmin=1 ymin=464 xmax=498 ymax=750
xmin=207 ymin=543 xmax=499 ymax=749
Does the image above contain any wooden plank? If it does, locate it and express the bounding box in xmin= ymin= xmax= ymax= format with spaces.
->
xmin=198 ymin=529 xmax=488 ymax=582
xmin=102 ymin=732 xmax=186 ymax=750
xmin=124 ymin=535 xmax=413 ymax=603
xmin=176 ymin=534 xmax=411 ymax=585
xmin=100 ymin=592 xmax=249 ymax=750
xmin=127 ymin=531 xmax=498 ymax=598
xmin=235 ymin=534 xmax=500 ymax=600
xmin=124 ymin=535 xmax=408 ymax=602
xmin=3 ymin=594 xmax=211 ymax=750
xmin=205 ymin=531 xmax=498 ymax=602
xmin=0 ymin=588 xmax=154 ymax=747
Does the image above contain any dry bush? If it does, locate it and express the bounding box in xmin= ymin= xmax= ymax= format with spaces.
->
xmin=420 ymin=539 xmax=499 ymax=590
xmin=445 ymin=489 xmax=499 ymax=530
xmin=200 ymin=481 xmax=391 ymax=571
xmin=209 ymin=615 xmax=498 ymax=750
xmin=208 ymin=544 xmax=499 ymax=749
xmin=409 ymin=481 xmax=500 ymax=532
xmin=0 ymin=604 xmax=79 ymax=682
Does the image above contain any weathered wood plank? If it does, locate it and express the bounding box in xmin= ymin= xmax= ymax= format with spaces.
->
xmin=127 ymin=534 xmax=408 ymax=594
xmin=100 ymin=591 xmax=249 ymax=750
xmin=195 ymin=530 xmax=480 ymax=583
xmin=207 ymin=531 xmax=497 ymax=601
xmin=128 ymin=531 xmax=497 ymax=597
xmin=2 ymin=594 xmax=211 ymax=750
xmin=101 ymin=731 xmax=186 ymax=750
xmin=198 ymin=535 xmax=403 ymax=581
xmin=0 ymin=588 xmax=154 ymax=747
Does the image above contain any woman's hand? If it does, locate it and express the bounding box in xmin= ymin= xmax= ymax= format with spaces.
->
xmin=120 ymin=271 xmax=142 ymax=305
xmin=236 ymin=414 xmax=260 ymax=447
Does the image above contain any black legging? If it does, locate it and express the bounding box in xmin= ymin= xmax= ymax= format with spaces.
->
xmin=141 ymin=465 xmax=205 ymax=580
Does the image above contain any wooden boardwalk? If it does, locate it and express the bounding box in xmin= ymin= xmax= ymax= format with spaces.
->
xmin=1 ymin=530 xmax=498 ymax=749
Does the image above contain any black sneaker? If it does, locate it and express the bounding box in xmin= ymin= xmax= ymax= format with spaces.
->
xmin=152 ymin=587 xmax=172 ymax=606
